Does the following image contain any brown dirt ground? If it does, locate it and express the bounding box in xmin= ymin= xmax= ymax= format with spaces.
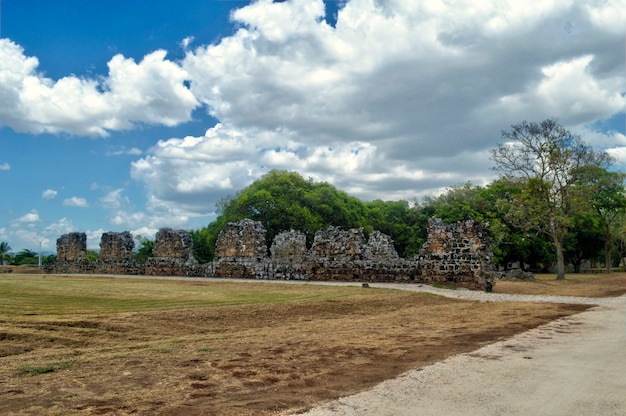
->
xmin=0 ymin=277 xmax=599 ymax=416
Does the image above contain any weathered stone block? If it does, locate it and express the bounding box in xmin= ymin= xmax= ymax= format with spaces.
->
xmin=364 ymin=231 xmax=399 ymax=260
xmin=418 ymin=218 xmax=498 ymax=291
xmin=99 ymin=231 xmax=134 ymax=260
xmin=311 ymin=227 xmax=365 ymax=260
xmin=56 ymin=232 xmax=87 ymax=261
xmin=152 ymin=228 xmax=195 ymax=261
xmin=215 ymin=219 xmax=267 ymax=259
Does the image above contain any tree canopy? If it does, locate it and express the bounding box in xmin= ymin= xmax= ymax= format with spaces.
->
xmin=189 ymin=157 xmax=625 ymax=275
xmin=490 ymin=118 xmax=615 ymax=279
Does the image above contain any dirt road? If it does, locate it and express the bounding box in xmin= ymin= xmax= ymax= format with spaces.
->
xmin=292 ymin=292 xmax=626 ymax=416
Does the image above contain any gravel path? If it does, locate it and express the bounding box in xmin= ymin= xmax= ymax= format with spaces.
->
xmin=284 ymin=283 xmax=626 ymax=416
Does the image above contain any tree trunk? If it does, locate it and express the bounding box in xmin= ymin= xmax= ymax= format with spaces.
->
xmin=605 ymin=225 xmax=612 ymax=274
xmin=551 ymin=223 xmax=566 ymax=280
xmin=555 ymin=241 xmax=566 ymax=280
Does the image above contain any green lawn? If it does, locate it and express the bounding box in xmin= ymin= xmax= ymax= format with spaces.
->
xmin=0 ymin=274 xmax=373 ymax=316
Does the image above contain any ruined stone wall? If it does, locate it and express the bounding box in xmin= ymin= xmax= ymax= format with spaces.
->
xmin=56 ymin=232 xmax=87 ymax=261
xmin=270 ymin=230 xmax=307 ymax=280
xmin=213 ymin=220 xmax=269 ymax=279
xmin=418 ymin=218 xmax=497 ymax=291
xmin=300 ymin=227 xmax=418 ymax=282
xmin=151 ymin=228 xmax=195 ymax=261
xmin=145 ymin=228 xmax=202 ymax=276
xmin=99 ymin=232 xmax=134 ymax=260
xmin=364 ymin=231 xmax=399 ymax=260
xmin=45 ymin=217 xmax=499 ymax=291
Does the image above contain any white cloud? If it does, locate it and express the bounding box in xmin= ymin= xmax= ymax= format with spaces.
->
xmin=0 ymin=162 xmax=10 ymax=170
xmin=86 ymin=229 xmax=106 ymax=250
xmin=99 ymin=188 xmax=129 ymax=210
xmin=45 ymin=217 xmax=74 ymax=236
xmin=0 ymin=39 xmax=199 ymax=136
xmin=17 ymin=210 xmax=41 ymax=223
xmin=493 ymin=55 xmax=625 ymax=124
xmin=128 ymin=0 xmax=623 ymax=219
xmin=63 ymin=197 xmax=89 ymax=208
xmin=41 ymin=189 xmax=58 ymax=200
xmin=5 ymin=216 xmax=75 ymax=252
xmin=106 ymin=147 xmax=143 ymax=156
xmin=1 ymin=0 xmax=624 ymax=229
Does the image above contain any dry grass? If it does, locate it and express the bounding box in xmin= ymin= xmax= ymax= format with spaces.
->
xmin=494 ymin=272 xmax=626 ymax=297
xmin=0 ymin=273 xmax=617 ymax=415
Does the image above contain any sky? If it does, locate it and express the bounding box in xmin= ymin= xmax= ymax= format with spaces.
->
xmin=0 ymin=0 xmax=624 ymax=253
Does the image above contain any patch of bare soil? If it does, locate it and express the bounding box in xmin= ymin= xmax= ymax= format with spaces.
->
xmin=0 ymin=291 xmax=589 ymax=416
xmin=0 ymin=265 xmax=43 ymax=275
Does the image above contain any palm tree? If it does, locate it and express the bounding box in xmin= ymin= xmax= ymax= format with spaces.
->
xmin=0 ymin=241 xmax=11 ymax=265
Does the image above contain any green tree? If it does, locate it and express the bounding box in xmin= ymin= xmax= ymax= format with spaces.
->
xmin=564 ymin=212 xmax=605 ymax=273
xmin=197 ymin=170 xmax=369 ymax=258
xmin=13 ymin=249 xmax=39 ymax=265
xmin=42 ymin=254 xmax=56 ymax=265
xmin=491 ymin=118 xmax=613 ymax=279
xmin=0 ymin=241 xmax=11 ymax=265
xmin=364 ymin=199 xmax=423 ymax=257
xmin=134 ymin=236 xmax=154 ymax=264
xmin=86 ymin=250 xmax=99 ymax=262
xmin=190 ymin=226 xmax=219 ymax=264
xmin=573 ymin=166 xmax=626 ymax=273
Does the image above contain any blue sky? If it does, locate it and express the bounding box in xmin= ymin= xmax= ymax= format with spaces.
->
xmin=1 ymin=0 xmax=624 ymax=253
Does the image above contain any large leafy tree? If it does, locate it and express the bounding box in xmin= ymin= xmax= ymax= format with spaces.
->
xmin=491 ymin=118 xmax=613 ymax=279
xmin=12 ymin=249 xmax=39 ymax=265
xmin=564 ymin=212 xmax=605 ymax=273
xmin=416 ymin=180 xmax=552 ymax=270
xmin=573 ymin=166 xmax=626 ymax=272
xmin=133 ymin=236 xmax=154 ymax=264
xmin=364 ymin=199 xmax=424 ymax=257
xmin=0 ymin=241 xmax=11 ymax=265
xmin=193 ymin=170 xmax=370 ymax=261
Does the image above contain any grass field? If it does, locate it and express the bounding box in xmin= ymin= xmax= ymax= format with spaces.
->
xmin=0 ymin=273 xmax=623 ymax=415
xmin=494 ymin=272 xmax=626 ymax=297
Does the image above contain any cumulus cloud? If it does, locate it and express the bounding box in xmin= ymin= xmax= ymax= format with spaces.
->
xmin=0 ymin=162 xmax=10 ymax=171
xmin=41 ymin=189 xmax=58 ymax=200
xmin=4 ymin=215 xmax=73 ymax=251
xmin=106 ymin=147 xmax=143 ymax=156
xmin=1 ymin=0 xmax=624 ymax=229
xmin=0 ymin=39 xmax=199 ymax=136
xmin=63 ymin=197 xmax=89 ymax=208
xmin=44 ymin=217 xmax=74 ymax=236
xmin=16 ymin=210 xmax=41 ymax=223
xmin=99 ymin=189 xmax=129 ymax=210
xmin=129 ymin=0 xmax=624 ymax=220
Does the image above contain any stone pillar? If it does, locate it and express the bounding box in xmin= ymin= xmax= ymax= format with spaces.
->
xmin=99 ymin=231 xmax=134 ymax=260
xmin=144 ymin=228 xmax=203 ymax=277
xmin=56 ymin=232 xmax=87 ymax=261
xmin=214 ymin=219 xmax=269 ymax=279
xmin=152 ymin=228 xmax=195 ymax=261
xmin=271 ymin=230 xmax=307 ymax=280
xmin=418 ymin=218 xmax=498 ymax=291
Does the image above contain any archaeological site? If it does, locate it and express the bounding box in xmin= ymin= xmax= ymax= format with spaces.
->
xmin=45 ymin=218 xmax=501 ymax=291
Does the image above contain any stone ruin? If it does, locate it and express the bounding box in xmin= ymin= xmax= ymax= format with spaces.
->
xmin=45 ymin=217 xmax=499 ymax=291
xmin=418 ymin=218 xmax=498 ymax=291
xmin=145 ymin=228 xmax=204 ymax=277
xmin=99 ymin=232 xmax=134 ymax=260
xmin=56 ymin=232 xmax=87 ymax=261
xmin=213 ymin=219 xmax=270 ymax=279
